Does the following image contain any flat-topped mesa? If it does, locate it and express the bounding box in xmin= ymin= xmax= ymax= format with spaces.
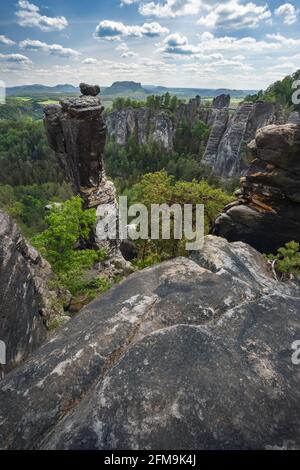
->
xmin=44 ymin=84 xmax=106 ymax=197
xmin=213 ymin=122 xmax=300 ymax=253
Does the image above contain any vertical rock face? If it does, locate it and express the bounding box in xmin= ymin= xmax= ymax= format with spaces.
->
xmin=203 ymin=101 xmax=285 ymax=179
xmin=105 ymin=96 xmax=204 ymax=151
xmin=44 ymin=94 xmax=106 ymax=194
xmin=202 ymin=109 xmax=230 ymax=168
xmin=213 ymin=122 xmax=300 ymax=253
xmin=0 ymin=210 xmax=66 ymax=374
xmin=105 ymin=95 xmax=286 ymax=180
xmin=44 ymin=85 xmax=123 ymax=256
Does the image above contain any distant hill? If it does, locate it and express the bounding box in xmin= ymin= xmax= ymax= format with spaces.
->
xmin=102 ymin=81 xmax=146 ymax=96
xmin=6 ymin=84 xmax=79 ymax=96
xmin=143 ymin=86 xmax=258 ymax=98
xmin=6 ymin=81 xmax=258 ymax=100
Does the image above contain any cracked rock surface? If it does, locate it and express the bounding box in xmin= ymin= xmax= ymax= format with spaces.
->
xmin=213 ymin=122 xmax=300 ymax=252
xmin=0 ymin=210 xmax=68 ymax=374
xmin=0 ymin=236 xmax=300 ymax=449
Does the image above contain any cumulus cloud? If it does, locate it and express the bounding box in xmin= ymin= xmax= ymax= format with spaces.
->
xmin=19 ymin=39 xmax=80 ymax=58
xmin=82 ymin=58 xmax=99 ymax=65
xmin=139 ymin=0 xmax=205 ymax=18
xmin=159 ymin=31 xmax=300 ymax=57
xmin=0 ymin=53 xmax=32 ymax=64
xmin=197 ymin=0 xmax=272 ymax=29
xmin=275 ymin=3 xmax=299 ymax=25
xmin=116 ymin=42 xmax=130 ymax=52
xmin=16 ymin=1 xmax=68 ymax=31
xmin=0 ymin=35 xmax=16 ymax=46
xmin=160 ymin=33 xmax=201 ymax=54
xmin=94 ymin=20 xmax=169 ymax=40
xmin=121 ymin=50 xmax=139 ymax=58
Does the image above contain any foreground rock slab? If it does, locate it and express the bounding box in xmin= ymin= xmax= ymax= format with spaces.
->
xmin=0 ymin=236 xmax=299 ymax=449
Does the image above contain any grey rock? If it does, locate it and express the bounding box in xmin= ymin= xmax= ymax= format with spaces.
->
xmin=0 ymin=210 xmax=68 ymax=374
xmin=1 ymin=236 xmax=300 ymax=449
xmin=213 ymin=122 xmax=300 ymax=252
xmin=105 ymin=96 xmax=206 ymax=152
xmin=44 ymin=96 xmax=106 ymax=192
xmin=44 ymin=90 xmax=126 ymax=261
xmin=202 ymin=109 xmax=230 ymax=168
xmin=203 ymin=101 xmax=286 ymax=179
xmin=80 ymin=83 xmax=100 ymax=97
xmin=212 ymin=94 xmax=230 ymax=109
xmin=288 ymin=111 xmax=300 ymax=124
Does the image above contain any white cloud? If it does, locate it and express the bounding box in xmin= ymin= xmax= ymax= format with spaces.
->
xmin=139 ymin=0 xmax=205 ymax=18
xmin=19 ymin=39 xmax=80 ymax=58
xmin=159 ymin=31 xmax=300 ymax=57
xmin=0 ymin=35 xmax=16 ymax=46
xmin=197 ymin=0 xmax=272 ymax=30
xmin=16 ymin=1 xmax=68 ymax=32
xmin=120 ymin=0 xmax=139 ymax=4
xmin=94 ymin=20 xmax=169 ymax=40
xmin=266 ymin=33 xmax=300 ymax=47
xmin=160 ymin=33 xmax=201 ymax=54
xmin=0 ymin=53 xmax=32 ymax=64
xmin=116 ymin=42 xmax=130 ymax=52
xmin=82 ymin=58 xmax=99 ymax=64
xmin=275 ymin=3 xmax=299 ymax=25
xmin=121 ymin=51 xmax=139 ymax=58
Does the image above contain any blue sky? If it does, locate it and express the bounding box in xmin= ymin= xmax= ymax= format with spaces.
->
xmin=0 ymin=0 xmax=300 ymax=89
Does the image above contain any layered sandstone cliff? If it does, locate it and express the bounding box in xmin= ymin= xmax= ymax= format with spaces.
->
xmin=44 ymin=84 xmax=124 ymax=258
xmin=202 ymin=101 xmax=285 ymax=178
xmin=106 ymin=96 xmax=286 ymax=179
xmin=213 ymin=122 xmax=300 ymax=252
xmin=0 ymin=210 xmax=68 ymax=374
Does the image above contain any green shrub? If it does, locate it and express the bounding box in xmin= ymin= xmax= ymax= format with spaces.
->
xmin=32 ymin=196 xmax=108 ymax=298
xmin=266 ymin=241 xmax=300 ymax=278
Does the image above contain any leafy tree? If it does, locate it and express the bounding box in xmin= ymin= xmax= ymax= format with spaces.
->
xmin=32 ymin=197 xmax=108 ymax=297
xmin=127 ymin=171 xmax=233 ymax=264
xmin=245 ymin=69 xmax=300 ymax=111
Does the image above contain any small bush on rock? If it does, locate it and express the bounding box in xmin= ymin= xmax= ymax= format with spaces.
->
xmin=266 ymin=241 xmax=300 ymax=279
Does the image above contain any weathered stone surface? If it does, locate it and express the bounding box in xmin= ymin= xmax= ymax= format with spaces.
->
xmin=80 ymin=83 xmax=100 ymax=97
xmin=44 ymin=96 xmax=106 ymax=193
xmin=212 ymin=94 xmax=230 ymax=109
xmin=1 ymin=236 xmax=299 ymax=449
xmin=203 ymin=101 xmax=285 ymax=179
xmin=0 ymin=211 xmax=67 ymax=374
xmin=202 ymin=109 xmax=229 ymax=168
xmin=105 ymin=96 xmax=204 ymax=151
xmin=44 ymin=87 xmax=128 ymax=263
xmin=213 ymin=122 xmax=300 ymax=252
